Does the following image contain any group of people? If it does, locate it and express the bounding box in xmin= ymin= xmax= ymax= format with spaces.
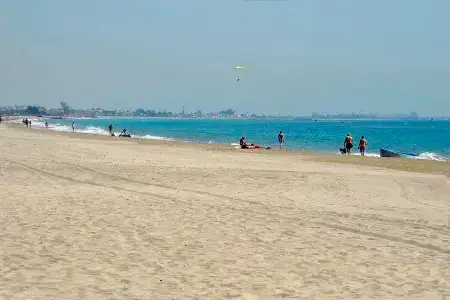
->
xmin=239 ymin=130 xmax=368 ymax=156
xmin=108 ymin=123 xmax=131 ymax=138
xmin=239 ymin=131 xmax=285 ymax=149
xmin=21 ymin=119 xmax=74 ymax=131
xmin=22 ymin=118 xmax=32 ymax=127
xmin=22 ymin=120 xmax=128 ymax=137
xmin=342 ymin=133 xmax=368 ymax=156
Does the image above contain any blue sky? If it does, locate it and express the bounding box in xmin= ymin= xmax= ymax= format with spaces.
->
xmin=1 ymin=0 xmax=449 ymax=116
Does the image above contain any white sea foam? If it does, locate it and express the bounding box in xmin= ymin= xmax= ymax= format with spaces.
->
xmin=78 ymin=126 xmax=110 ymax=135
xmin=337 ymin=151 xmax=380 ymax=157
xmin=7 ymin=117 xmax=174 ymax=142
xmin=137 ymin=134 xmax=174 ymax=141
xmin=411 ymin=152 xmax=448 ymax=162
xmin=230 ymin=142 xmax=240 ymax=149
xmin=354 ymin=152 xmax=381 ymax=158
xmin=341 ymin=151 xmax=447 ymax=161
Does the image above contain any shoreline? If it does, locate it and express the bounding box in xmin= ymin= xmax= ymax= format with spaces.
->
xmin=5 ymin=116 xmax=450 ymax=162
xmin=4 ymin=122 xmax=449 ymax=179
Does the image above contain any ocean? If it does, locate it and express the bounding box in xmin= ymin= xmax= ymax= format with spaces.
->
xmin=15 ymin=117 xmax=450 ymax=161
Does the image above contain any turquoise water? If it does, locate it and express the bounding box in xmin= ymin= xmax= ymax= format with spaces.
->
xmin=36 ymin=117 xmax=450 ymax=160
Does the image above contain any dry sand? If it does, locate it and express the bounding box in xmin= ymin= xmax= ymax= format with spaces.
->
xmin=0 ymin=124 xmax=449 ymax=299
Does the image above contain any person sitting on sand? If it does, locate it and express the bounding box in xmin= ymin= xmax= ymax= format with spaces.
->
xmin=239 ymin=137 xmax=263 ymax=149
xmin=358 ymin=136 xmax=367 ymax=156
xmin=119 ymin=129 xmax=131 ymax=138
xmin=240 ymin=137 xmax=248 ymax=149
xmin=344 ymin=133 xmax=353 ymax=155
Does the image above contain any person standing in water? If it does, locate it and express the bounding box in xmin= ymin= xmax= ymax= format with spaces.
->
xmin=45 ymin=121 xmax=48 ymax=129
xmin=72 ymin=122 xmax=75 ymax=132
xmin=358 ymin=136 xmax=367 ymax=156
xmin=344 ymin=133 xmax=353 ymax=155
xmin=278 ymin=131 xmax=284 ymax=149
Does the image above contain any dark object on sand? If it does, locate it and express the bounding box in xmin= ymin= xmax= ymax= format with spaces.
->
xmin=340 ymin=147 xmax=347 ymax=154
xmin=380 ymin=148 xmax=418 ymax=158
xmin=241 ymin=144 xmax=271 ymax=150
xmin=380 ymin=148 xmax=402 ymax=157
xmin=119 ymin=129 xmax=131 ymax=138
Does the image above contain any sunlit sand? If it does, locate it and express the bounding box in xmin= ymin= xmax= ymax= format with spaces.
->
xmin=0 ymin=125 xmax=449 ymax=299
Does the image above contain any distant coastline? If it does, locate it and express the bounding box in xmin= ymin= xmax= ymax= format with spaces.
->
xmin=1 ymin=102 xmax=449 ymax=120
xmin=6 ymin=115 xmax=449 ymax=122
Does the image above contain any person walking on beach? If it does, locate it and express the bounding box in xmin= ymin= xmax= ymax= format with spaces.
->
xmin=278 ymin=131 xmax=284 ymax=149
xmin=358 ymin=136 xmax=367 ymax=156
xmin=344 ymin=133 xmax=353 ymax=155
xmin=108 ymin=123 xmax=114 ymax=136
xmin=72 ymin=122 xmax=75 ymax=132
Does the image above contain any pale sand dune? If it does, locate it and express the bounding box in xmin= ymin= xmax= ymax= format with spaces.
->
xmin=0 ymin=125 xmax=449 ymax=300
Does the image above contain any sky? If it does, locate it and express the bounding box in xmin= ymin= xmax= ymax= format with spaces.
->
xmin=1 ymin=0 xmax=449 ymax=116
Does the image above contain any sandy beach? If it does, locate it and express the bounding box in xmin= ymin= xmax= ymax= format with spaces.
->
xmin=0 ymin=124 xmax=449 ymax=299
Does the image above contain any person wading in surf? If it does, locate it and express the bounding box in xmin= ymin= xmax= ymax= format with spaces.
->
xmin=344 ymin=133 xmax=353 ymax=155
xmin=358 ymin=136 xmax=367 ymax=156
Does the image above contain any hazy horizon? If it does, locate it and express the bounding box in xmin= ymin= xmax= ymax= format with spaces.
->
xmin=3 ymin=103 xmax=446 ymax=118
xmin=1 ymin=0 xmax=449 ymax=116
